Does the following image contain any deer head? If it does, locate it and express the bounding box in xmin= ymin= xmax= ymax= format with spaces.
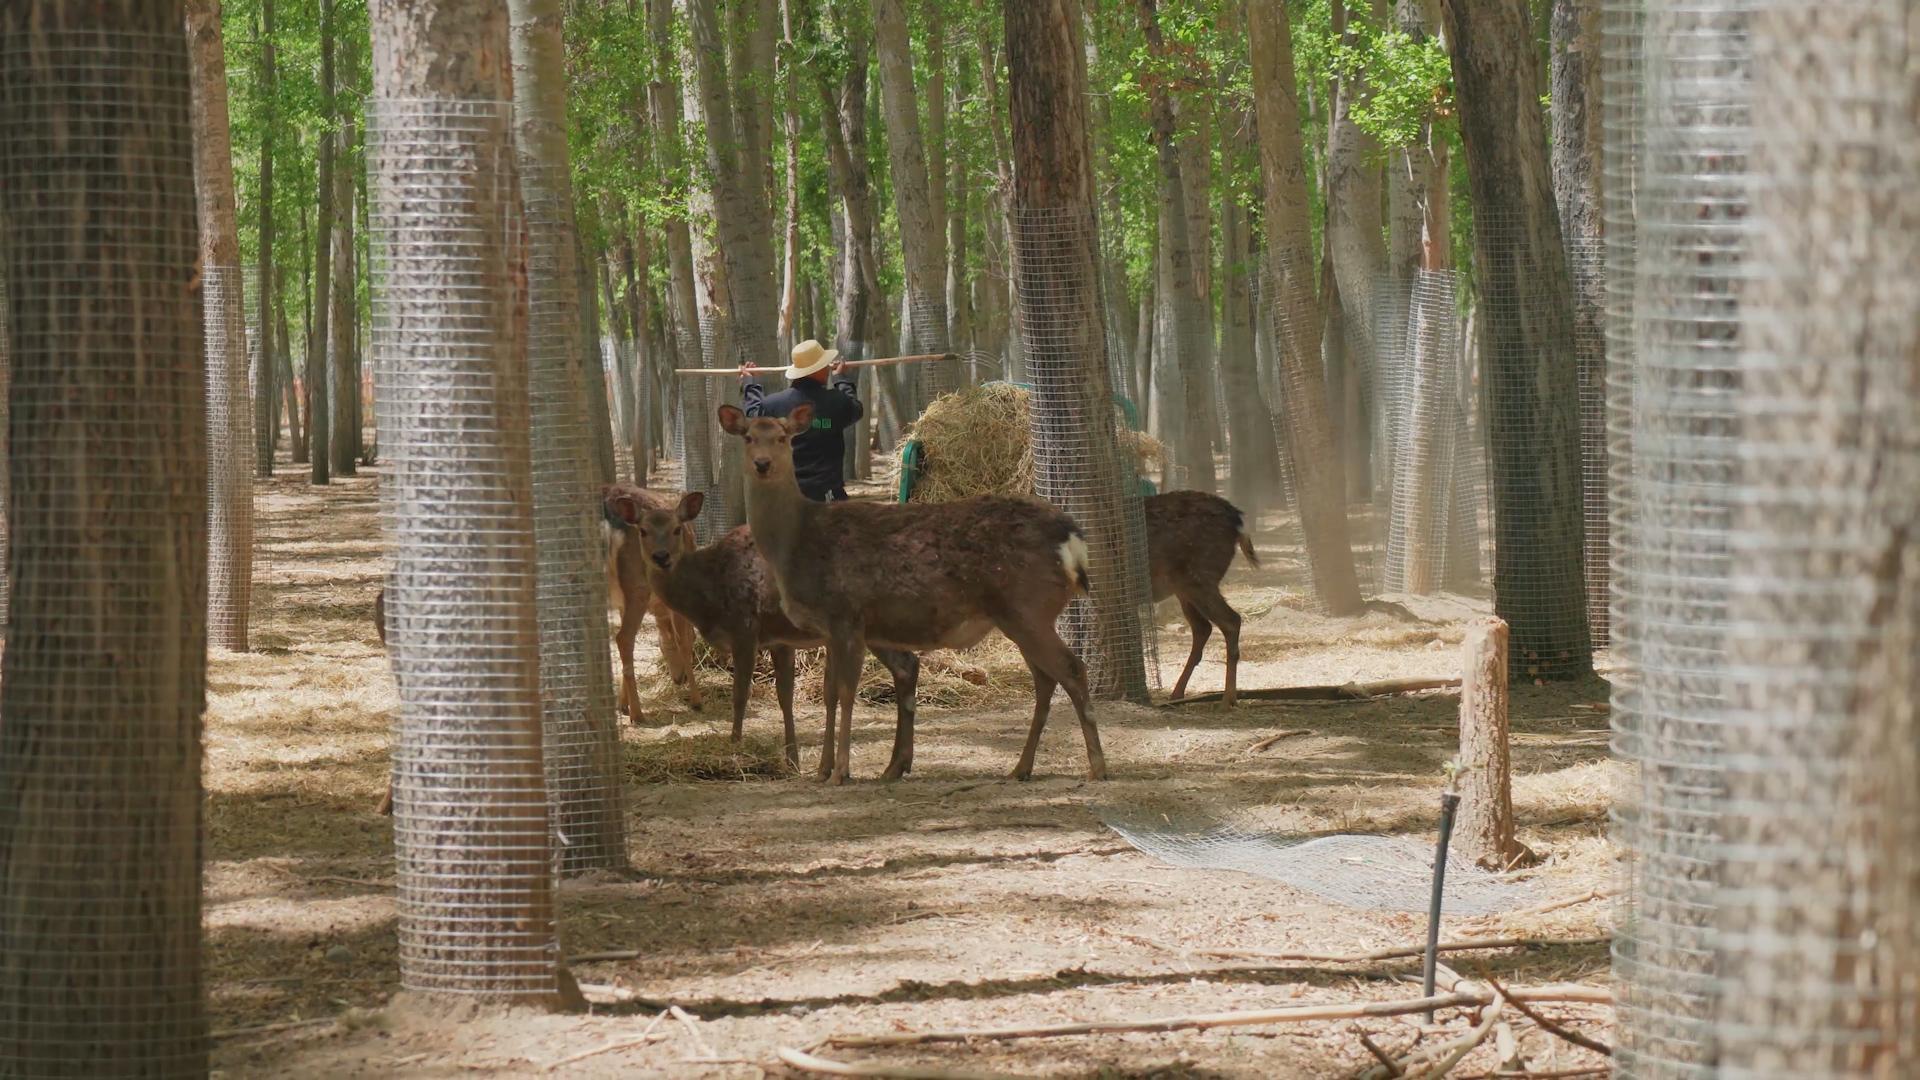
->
xmin=630 ymin=491 xmax=705 ymax=575
xmin=719 ymin=403 xmax=813 ymax=485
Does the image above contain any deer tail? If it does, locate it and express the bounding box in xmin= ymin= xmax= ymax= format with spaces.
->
xmin=1060 ymin=530 xmax=1093 ymax=596
xmin=1227 ymin=502 xmax=1262 ymax=568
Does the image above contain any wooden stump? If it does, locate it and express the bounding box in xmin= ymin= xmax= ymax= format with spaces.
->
xmin=1457 ymin=618 xmax=1538 ymax=870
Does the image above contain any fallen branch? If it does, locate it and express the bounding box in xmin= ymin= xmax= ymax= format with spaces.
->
xmin=1405 ymin=990 xmax=1504 ymax=1079
xmin=1163 ymin=678 xmax=1461 ymax=708
xmin=778 ymin=1046 xmax=1037 ymax=1079
xmin=1352 ymin=1024 xmax=1408 ymax=1077
xmin=1195 ymin=935 xmax=1611 ymax=966
xmin=1484 ymin=975 xmax=1612 ymax=1058
xmin=1457 ymin=1069 xmax=1609 ymax=1080
xmin=827 ymin=985 xmax=1607 ymax=1049
xmin=1248 ymin=730 xmax=1313 ymax=753
xmin=570 ymin=949 xmax=644 ymax=963
xmin=1505 ymin=888 xmax=1614 ymax=918
xmin=544 ymin=1023 xmax=669 ymax=1071
xmin=211 ymin=1016 xmax=335 ymax=1040
xmin=670 ymin=1004 xmax=717 ymax=1059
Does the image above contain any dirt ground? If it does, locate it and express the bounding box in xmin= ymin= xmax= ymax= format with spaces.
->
xmin=207 ymin=460 xmax=1616 ymax=1079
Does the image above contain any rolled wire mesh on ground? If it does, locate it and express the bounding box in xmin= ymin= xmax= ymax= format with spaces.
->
xmin=1607 ymin=2 xmax=1747 ymax=1072
xmin=204 ymin=263 xmax=256 ymax=651
xmin=1715 ymin=2 xmax=1920 ymax=1073
xmin=1100 ymin=810 xmax=1545 ymax=916
xmin=0 ymin=24 xmax=208 ymax=1073
xmin=520 ymin=164 xmax=624 ymax=874
xmin=366 ymin=97 xmax=560 ymax=1000
xmin=1011 ymin=206 xmax=1153 ymax=703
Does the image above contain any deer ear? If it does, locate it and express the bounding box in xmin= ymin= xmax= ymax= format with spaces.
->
xmin=677 ymin=490 xmax=705 ymax=522
xmin=785 ymin=403 xmax=815 ymax=434
xmin=717 ymin=404 xmax=748 ymax=435
xmin=603 ymin=494 xmax=641 ymax=528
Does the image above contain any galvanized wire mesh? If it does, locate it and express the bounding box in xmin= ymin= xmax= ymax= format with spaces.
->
xmin=1714 ymin=2 xmax=1920 ymax=1073
xmin=0 ymin=258 xmax=10 ymax=628
xmin=701 ymin=310 xmax=744 ymax=535
xmin=520 ymin=164 xmax=625 ymax=874
xmin=1447 ymin=311 xmax=1491 ymax=591
xmin=1011 ymin=206 xmax=1153 ymax=703
xmin=674 ymin=314 xmax=722 ymax=545
xmin=1381 ymin=270 xmax=1465 ymax=595
xmin=204 ymin=263 xmax=256 ymax=651
xmin=602 ymin=335 xmax=635 ymax=482
xmin=0 ymin=22 xmax=209 ymax=1073
xmin=366 ymin=97 xmax=561 ymax=1000
xmin=906 ymin=292 xmax=957 ymax=405
xmin=1607 ymin=0 xmax=1745 ymax=1071
xmin=1569 ymin=238 xmax=1610 ymax=646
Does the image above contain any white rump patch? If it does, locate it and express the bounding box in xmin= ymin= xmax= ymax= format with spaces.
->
xmin=1058 ymin=534 xmax=1091 ymax=594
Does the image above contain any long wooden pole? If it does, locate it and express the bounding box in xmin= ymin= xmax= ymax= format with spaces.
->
xmin=671 ymin=351 xmax=958 ymax=376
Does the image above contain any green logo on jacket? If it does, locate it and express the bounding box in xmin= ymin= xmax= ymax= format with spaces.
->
xmin=812 ymin=417 xmax=832 ymax=430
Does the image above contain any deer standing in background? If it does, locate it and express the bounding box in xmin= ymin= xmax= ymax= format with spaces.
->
xmin=719 ymin=403 xmax=1107 ymax=784
xmin=601 ymin=483 xmax=703 ymax=719
xmin=617 ymin=490 xmax=922 ymax=773
xmin=1146 ymin=490 xmax=1259 ymax=706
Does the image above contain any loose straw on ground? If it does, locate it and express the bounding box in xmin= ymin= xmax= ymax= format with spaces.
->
xmin=825 ymin=984 xmax=1608 ymax=1048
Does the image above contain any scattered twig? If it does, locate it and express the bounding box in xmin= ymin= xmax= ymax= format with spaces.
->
xmin=778 ymin=1045 xmax=1037 ymax=1079
xmin=1247 ymin=730 xmax=1313 ymax=753
xmin=1161 ymin=677 xmax=1461 ymax=708
xmin=1505 ymin=889 xmax=1614 ymax=918
xmin=1405 ymin=988 xmax=1504 ymax=1079
xmin=1484 ymin=975 xmax=1612 ymax=1058
xmin=1456 ymin=1069 xmax=1608 ymax=1080
xmin=544 ymin=1013 xmax=670 ymax=1072
xmin=1352 ymin=1024 xmax=1408 ymax=1077
xmin=210 ymin=1016 xmax=335 ymax=1040
xmin=568 ymin=949 xmax=644 ymax=963
xmin=827 ymin=985 xmax=1606 ymax=1049
xmin=670 ymin=1004 xmax=717 ymax=1059
xmin=1196 ymin=935 xmax=1611 ymax=966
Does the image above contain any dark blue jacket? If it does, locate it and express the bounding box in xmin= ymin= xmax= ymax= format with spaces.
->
xmin=742 ymin=374 xmax=862 ymax=501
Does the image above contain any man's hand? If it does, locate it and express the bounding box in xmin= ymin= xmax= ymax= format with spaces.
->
xmin=829 ymin=358 xmax=849 ymax=377
xmin=739 ymin=361 xmax=756 ymax=383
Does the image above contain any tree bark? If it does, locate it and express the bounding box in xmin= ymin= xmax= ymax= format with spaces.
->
xmin=188 ymin=0 xmax=255 ymax=651
xmin=278 ymin=289 xmax=300 ymax=456
xmin=510 ymin=0 xmax=626 ymax=873
xmin=646 ymin=0 xmax=709 ymax=511
xmin=253 ymin=0 xmax=277 ymax=476
xmin=778 ymin=0 xmax=801 ymax=349
xmin=874 ymin=0 xmax=954 ymax=397
xmin=308 ymin=0 xmax=335 ymax=485
xmin=1438 ymin=0 xmax=1592 ymax=679
xmin=1325 ymin=0 xmax=1390 ymax=338
xmin=329 ymin=29 xmax=360 ymax=479
xmin=1456 ymin=618 xmax=1534 ymax=869
xmin=1006 ymin=0 xmax=1150 ymax=704
xmin=1220 ymin=160 xmax=1277 ymax=514
xmin=0 ymin=3 xmax=209 ymax=1067
xmin=1248 ymin=0 xmax=1365 ymax=616
xmin=367 ymin=0 xmax=564 ymax=1004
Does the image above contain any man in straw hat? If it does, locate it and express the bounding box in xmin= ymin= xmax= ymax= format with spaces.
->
xmin=739 ymin=339 xmax=863 ymax=502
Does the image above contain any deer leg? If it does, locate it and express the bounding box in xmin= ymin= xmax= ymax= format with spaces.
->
xmin=875 ymin=648 xmax=919 ymax=781
xmin=1008 ymin=623 xmax=1106 ymax=781
xmin=772 ymin=645 xmax=798 ymax=770
xmin=828 ymin=633 xmax=864 ymax=785
xmin=1169 ymin=597 xmax=1213 ymax=702
xmin=616 ymin=596 xmax=645 ymax=723
xmin=729 ymin=632 xmax=755 ymax=745
xmin=1193 ymin=588 xmax=1242 ymax=706
xmin=659 ymin=607 xmax=704 ymax=711
xmin=1011 ymin=659 xmax=1057 ymax=782
xmin=815 ymin=647 xmax=838 ymax=781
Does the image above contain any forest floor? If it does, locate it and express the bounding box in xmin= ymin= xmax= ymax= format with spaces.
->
xmin=207 ymin=458 xmax=1617 ymax=1079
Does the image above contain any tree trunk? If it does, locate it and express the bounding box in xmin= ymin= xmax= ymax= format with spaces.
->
xmin=1006 ymin=0 xmax=1150 ymax=704
xmin=874 ymin=0 xmax=955 ymax=396
xmin=1221 ymin=176 xmax=1276 ymax=514
xmin=1325 ymin=0 xmax=1389 ymax=338
xmin=307 ymin=0 xmax=335 ymax=485
xmin=778 ymin=0 xmax=801 ymax=349
xmin=0 ymin=4 xmax=209 ymax=1068
xmin=1439 ymin=0 xmax=1592 ymax=680
xmin=277 ymin=292 xmax=300 ymax=456
xmin=1550 ymin=0 xmax=1608 ymax=648
xmin=188 ymin=0 xmax=255 ymax=651
xmin=253 ymin=0 xmax=277 ymax=476
xmin=1249 ymin=1 xmax=1363 ymax=615
xmin=510 ymin=0 xmax=627 ymax=873
xmin=329 ymin=35 xmax=359 ymax=479
xmin=646 ymin=0 xmax=708 ymax=513
xmin=1456 ymin=618 xmax=1534 ymax=869
xmin=1136 ymin=0 xmax=1216 ymax=494
xmin=367 ymin=0 xmax=565 ymax=1005
xmin=977 ymin=36 xmax=1015 ymax=365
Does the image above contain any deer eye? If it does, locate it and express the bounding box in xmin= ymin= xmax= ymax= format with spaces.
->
xmin=777 ymin=435 xmax=789 ymax=445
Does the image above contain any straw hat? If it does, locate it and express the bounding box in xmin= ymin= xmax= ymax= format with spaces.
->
xmin=785 ymin=339 xmax=840 ymax=380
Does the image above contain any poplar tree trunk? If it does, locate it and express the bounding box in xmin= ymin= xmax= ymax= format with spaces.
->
xmin=329 ymin=37 xmax=359 ymax=478
xmin=307 ymin=0 xmax=335 ymax=485
xmin=645 ymin=0 xmax=706 ymax=487
xmin=1249 ymin=0 xmax=1364 ymax=616
xmin=874 ymin=0 xmax=955 ymax=395
xmin=0 ymin=2 xmax=209 ymax=1066
xmin=1005 ymin=0 xmax=1149 ymax=703
xmin=253 ymin=0 xmax=277 ymax=476
xmin=1438 ymin=0 xmax=1592 ymax=679
xmin=188 ymin=0 xmax=255 ymax=650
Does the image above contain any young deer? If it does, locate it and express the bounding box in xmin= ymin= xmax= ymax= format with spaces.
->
xmin=1146 ymin=490 xmax=1260 ymax=705
xmin=718 ymin=402 xmax=1107 ymax=784
xmin=602 ymin=483 xmax=702 ymax=719
xmin=618 ymin=490 xmax=922 ymax=773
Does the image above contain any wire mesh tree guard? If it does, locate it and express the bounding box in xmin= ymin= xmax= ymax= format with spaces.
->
xmin=366 ymin=96 xmax=563 ymax=1001
xmin=0 ymin=16 xmax=210 ymax=1073
xmin=205 ymin=262 xmax=256 ymax=651
xmin=519 ymin=162 xmax=625 ymax=874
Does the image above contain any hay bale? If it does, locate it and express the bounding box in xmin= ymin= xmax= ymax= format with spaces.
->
xmin=894 ymin=382 xmax=1160 ymax=503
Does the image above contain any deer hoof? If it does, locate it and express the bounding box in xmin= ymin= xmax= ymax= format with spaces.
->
xmin=879 ymin=765 xmax=905 ymax=782
xmin=1087 ymin=763 xmax=1110 ymax=781
xmin=829 ymin=769 xmax=851 ymax=786
xmin=1009 ymin=765 xmax=1033 ymax=782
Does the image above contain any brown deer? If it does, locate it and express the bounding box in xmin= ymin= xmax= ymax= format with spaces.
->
xmin=601 ymin=482 xmax=702 ymax=719
xmin=718 ymin=402 xmax=1107 ymax=784
xmin=616 ymin=489 xmax=922 ymax=773
xmin=1146 ymin=490 xmax=1259 ymax=706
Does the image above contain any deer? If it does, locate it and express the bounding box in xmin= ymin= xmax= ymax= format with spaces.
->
xmin=601 ymin=483 xmax=703 ymax=719
xmin=718 ymin=402 xmax=1107 ymax=785
xmin=1145 ymin=490 xmax=1260 ymax=706
xmin=614 ymin=489 xmax=923 ymax=773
